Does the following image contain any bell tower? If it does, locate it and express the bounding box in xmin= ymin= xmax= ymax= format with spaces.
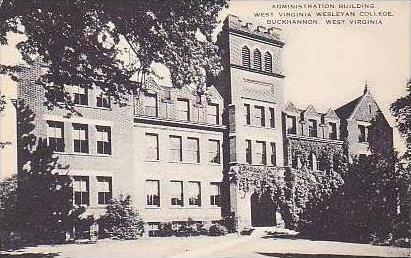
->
xmin=216 ymin=15 xmax=286 ymax=230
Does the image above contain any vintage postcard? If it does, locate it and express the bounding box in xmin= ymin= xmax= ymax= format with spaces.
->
xmin=0 ymin=0 xmax=410 ymax=257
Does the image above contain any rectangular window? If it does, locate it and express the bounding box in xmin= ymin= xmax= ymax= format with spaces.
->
xmin=96 ymin=89 xmax=110 ymax=108
xmin=73 ymin=176 xmax=89 ymax=206
xmin=286 ymin=115 xmax=297 ymax=134
xmin=270 ymin=142 xmax=276 ymax=166
xmin=269 ymin=107 xmax=275 ymax=128
xmin=169 ymin=136 xmax=182 ymax=162
xmin=145 ymin=93 xmax=158 ymax=117
xmin=208 ymin=139 xmax=221 ymax=164
xmin=186 ymin=137 xmax=200 ymax=163
xmin=47 ymin=121 xmax=65 ymax=152
xmin=192 ymin=105 xmax=201 ymax=123
xmin=176 ymin=98 xmax=190 ymax=121
xmin=96 ymin=126 xmax=111 ymax=155
xmin=72 ymin=123 xmax=89 ymax=153
xmin=145 ymin=133 xmax=159 ymax=160
xmin=245 ymin=139 xmax=252 ymax=164
xmin=170 ymin=181 xmax=183 ymax=206
xmin=291 ymin=154 xmax=298 ymax=169
xmin=146 ymin=180 xmax=160 ymax=207
xmin=72 ymin=85 xmax=88 ymax=106
xmin=329 ymin=122 xmax=337 ymax=140
xmin=97 ymin=177 xmax=112 ymax=205
xmin=244 ymin=104 xmax=251 ymax=125
xmin=207 ymin=103 xmax=219 ymax=125
xmin=255 ymin=141 xmax=267 ymax=165
xmin=308 ymin=119 xmax=318 ymax=137
xmin=255 ymin=106 xmax=265 ymax=127
xmin=210 ymin=183 xmax=221 ymax=207
xmin=358 ymin=125 xmax=368 ymax=142
xmin=188 ymin=182 xmax=201 ymax=206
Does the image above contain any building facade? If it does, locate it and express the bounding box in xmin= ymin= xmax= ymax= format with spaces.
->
xmin=0 ymin=14 xmax=393 ymax=233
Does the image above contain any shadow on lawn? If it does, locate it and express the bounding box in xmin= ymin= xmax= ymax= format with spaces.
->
xmin=0 ymin=253 xmax=59 ymax=258
xmin=256 ymin=252 xmax=406 ymax=258
xmin=262 ymin=231 xmax=300 ymax=240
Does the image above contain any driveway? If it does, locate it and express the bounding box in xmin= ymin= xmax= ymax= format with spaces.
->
xmin=1 ymin=228 xmax=410 ymax=258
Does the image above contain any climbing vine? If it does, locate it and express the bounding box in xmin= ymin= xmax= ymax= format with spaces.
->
xmin=233 ymin=139 xmax=348 ymax=230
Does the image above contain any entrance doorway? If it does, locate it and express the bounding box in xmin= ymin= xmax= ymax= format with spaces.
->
xmin=251 ymin=191 xmax=277 ymax=227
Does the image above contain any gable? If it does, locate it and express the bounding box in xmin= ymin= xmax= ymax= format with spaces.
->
xmin=324 ymin=108 xmax=339 ymax=120
xmin=303 ymin=104 xmax=320 ymax=118
xmin=349 ymin=92 xmax=382 ymax=122
xmin=284 ymin=102 xmax=299 ymax=114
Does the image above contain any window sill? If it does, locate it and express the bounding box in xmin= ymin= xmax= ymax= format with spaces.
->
xmin=186 ymin=206 xmax=202 ymax=209
xmin=210 ymin=205 xmax=222 ymax=209
xmin=244 ymin=124 xmax=276 ymax=130
xmin=146 ymin=206 xmax=161 ymax=209
xmin=167 ymin=161 xmax=202 ymax=165
xmin=170 ymin=206 xmax=185 ymax=209
xmin=208 ymin=162 xmax=222 ymax=166
xmin=144 ymin=159 xmax=160 ymax=163
xmin=56 ymin=152 xmax=112 ymax=157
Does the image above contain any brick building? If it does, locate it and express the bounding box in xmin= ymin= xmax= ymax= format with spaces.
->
xmin=0 ymin=14 xmax=393 ymax=233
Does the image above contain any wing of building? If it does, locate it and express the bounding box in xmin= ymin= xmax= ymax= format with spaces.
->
xmin=0 ymin=14 xmax=393 ymax=235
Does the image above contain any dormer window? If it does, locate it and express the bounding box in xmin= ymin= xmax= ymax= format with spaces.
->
xmin=329 ymin=122 xmax=337 ymax=140
xmin=145 ymin=93 xmax=158 ymax=117
xmin=358 ymin=125 xmax=368 ymax=143
xmin=264 ymin=52 xmax=272 ymax=73
xmin=253 ymin=49 xmax=262 ymax=70
xmin=286 ymin=115 xmax=297 ymax=134
xmin=242 ymin=46 xmax=250 ymax=68
xmin=308 ymin=119 xmax=318 ymax=137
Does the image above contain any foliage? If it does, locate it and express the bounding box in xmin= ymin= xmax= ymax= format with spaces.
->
xmin=234 ymin=141 xmax=347 ymax=230
xmin=0 ymin=92 xmax=12 ymax=148
xmin=391 ymin=79 xmax=411 ymax=161
xmin=14 ymin=100 xmax=76 ymax=244
xmin=98 ymin=194 xmax=144 ymax=240
xmin=208 ymin=223 xmax=228 ymax=236
xmin=390 ymin=79 xmax=411 ymax=246
xmin=0 ymin=175 xmax=18 ymax=250
xmin=0 ymin=0 xmax=228 ymax=115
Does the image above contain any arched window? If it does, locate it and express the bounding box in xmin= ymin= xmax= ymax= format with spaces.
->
xmin=253 ymin=49 xmax=262 ymax=70
xmin=264 ymin=52 xmax=272 ymax=73
xmin=241 ymin=46 xmax=250 ymax=68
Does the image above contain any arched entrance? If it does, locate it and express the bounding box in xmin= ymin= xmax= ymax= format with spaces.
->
xmin=251 ymin=191 xmax=277 ymax=227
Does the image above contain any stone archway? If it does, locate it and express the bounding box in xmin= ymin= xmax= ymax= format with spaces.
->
xmin=250 ymin=191 xmax=277 ymax=227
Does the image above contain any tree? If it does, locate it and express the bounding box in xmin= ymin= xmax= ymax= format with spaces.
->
xmin=390 ymin=79 xmax=411 ymax=244
xmin=0 ymin=0 xmax=227 ymax=115
xmin=98 ymin=194 xmax=144 ymax=240
xmin=15 ymin=100 xmax=77 ymax=243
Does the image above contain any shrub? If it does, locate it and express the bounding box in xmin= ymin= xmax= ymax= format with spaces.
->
xmin=208 ymin=223 xmax=227 ymax=236
xmin=98 ymin=195 xmax=144 ymax=240
xmin=158 ymin=222 xmax=173 ymax=237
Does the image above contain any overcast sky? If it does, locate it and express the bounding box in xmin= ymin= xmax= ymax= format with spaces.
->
xmin=221 ymin=0 xmax=410 ymax=153
xmin=0 ymin=0 xmax=409 ymax=153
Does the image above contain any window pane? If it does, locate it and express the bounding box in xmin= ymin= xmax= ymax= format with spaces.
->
xmin=210 ymin=183 xmax=221 ymax=206
xmin=186 ymin=137 xmax=199 ymax=163
xmin=176 ymin=99 xmax=189 ymax=121
xmin=146 ymin=180 xmax=160 ymax=206
xmin=145 ymin=93 xmax=157 ymax=117
xmin=207 ymin=104 xmax=219 ymax=125
xmin=188 ymin=182 xmax=201 ymax=206
xmin=208 ymin=140 xmax=220 ymax=164
xmin=169 ymin=136 xmax=182 ymax=162
xmin=145 ymin=133 xmax=159 ymax=160
xmin=245 ymin=140 xmax=252 ymax=164
xmin=255 ymin=141 xmax=266 ymax=165
xmin=170 ymin=181 xmax=183 ymax=206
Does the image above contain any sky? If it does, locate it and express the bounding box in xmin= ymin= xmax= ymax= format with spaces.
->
xmin=0 ymin=0 xmax=410 ymax=153
xmin=221 ymin=0 xmax=410 ymax=153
